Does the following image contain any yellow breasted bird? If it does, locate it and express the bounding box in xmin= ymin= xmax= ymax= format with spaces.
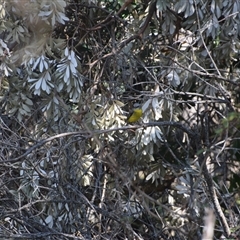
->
xmin=127 ymin=108 xmax=143 ymax=123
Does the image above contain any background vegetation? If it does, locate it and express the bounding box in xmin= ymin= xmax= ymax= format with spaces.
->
xmin=0 ymin=0 xmax=240 ymax=239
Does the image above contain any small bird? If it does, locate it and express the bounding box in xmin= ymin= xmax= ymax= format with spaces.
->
xmin=127 ymin=108 xmax=143 ymax=123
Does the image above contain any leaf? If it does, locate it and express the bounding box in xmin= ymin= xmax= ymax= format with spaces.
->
xmin=176 ymin=0 xmax=187 ymax=13
xmin=45 ymin=215 xmax=53 ymax=227
xmin=22 ymin=103 xmax=31 ymax=112
xmin=38 ymin=10 xmax=53 ymax=18
xmin=41 ymin=78 xmax=47 ymax=91
xmin=70 ymin=61 xmax=77 ymax=74
xmin=142 ymin=99 xmax=151 ymax=113
xmin=166 ymin=70 xmax=180 ymax=87
xmin=39 ymin=60 xmax=44 ymax=72
xmin=152 ymin=97 xmax=159 ymax=109
xmin=155 ymin=127 xmax=163 ymax=141
xmin=64 ymin=66 xmax=70 ymax=82
xmin=210 ymin=0 xmax=215 ymax=13
xmin=25 ymin=98 xmax=33 ymax=105
xmin=35 ymin=79 xmax=42 ymax=90
xmin=65 ymin=203 xmax=69 ymax=211
xmin=70 ymin=50 xmax=77 ymax=67
xmin=64 ymin=47 xmax=69 ymax=56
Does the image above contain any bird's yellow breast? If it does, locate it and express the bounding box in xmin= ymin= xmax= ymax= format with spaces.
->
xmin=127 ymin=109 xmax=143 ymax=123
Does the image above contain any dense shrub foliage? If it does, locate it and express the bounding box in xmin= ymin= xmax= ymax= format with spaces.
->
xmin=0 ymin=0 xmax=240 ymax=239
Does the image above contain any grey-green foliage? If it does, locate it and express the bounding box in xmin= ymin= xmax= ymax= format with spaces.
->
xmin=1 ymin=0 xmax=240 ymax=122
xmin=173 ymin=0 xmax=240 ymax=61
xmin=1 ymin=0 xmax=240 ymax=238
xmin=0 ymin=0 xmax=84 ymax=121
xmin=151 ymin=0 xmax=240 ymax=112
